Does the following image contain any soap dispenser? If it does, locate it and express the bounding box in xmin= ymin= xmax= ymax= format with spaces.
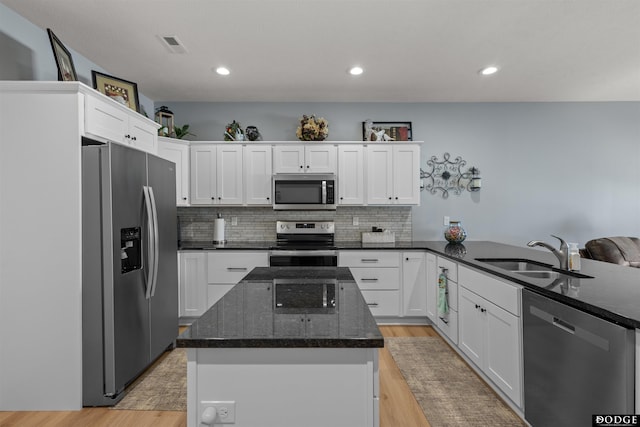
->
xmin=568 ymin=243 xmax=581 ymax=271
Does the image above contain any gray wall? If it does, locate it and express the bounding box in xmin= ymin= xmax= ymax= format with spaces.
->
xmin=0 ymin=3 xmax=154 ymax=117
xmin=162 ymin=101 xmax=640 ymax=247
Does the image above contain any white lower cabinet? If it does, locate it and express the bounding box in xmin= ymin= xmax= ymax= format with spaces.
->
xmin=207 ymin=251 xmax=269 ymax=306
xmin=179 ymin=252 xmax=208 ymax=318
xmin=458 ymin=265 xmax=523 ymax=408
xmin=431 ymin=256 xmax=459 ymax=344
xmin=179 ymin=251 xmax=268 ymax=322
xmin=339 ymin=251 xmax=401 ymax=317
xmin=402 ymin=252 xmax=427 ymax=316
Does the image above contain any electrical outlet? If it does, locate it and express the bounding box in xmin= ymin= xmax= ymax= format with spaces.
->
xmin=443 ymin=216 xmax=450 ymax=226
xmin=231 ymin=217 xmax=238 ymax=226
xmin=353 ymin=216 xmax=359 ymax=226
xmin=200 ymin=401 xmax=236 ymax=424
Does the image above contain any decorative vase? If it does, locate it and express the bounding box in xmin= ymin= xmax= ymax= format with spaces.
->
xmin=296 ymin=115 xmax=328 ymax=141
xmin=444 ymin=221 xmax=467 ymax=243
xmin=245 ymin=126 xmax=261 ymax=141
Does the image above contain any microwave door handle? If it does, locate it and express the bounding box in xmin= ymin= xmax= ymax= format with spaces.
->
xmin=322 ymin=180 xmax=327 ymax=204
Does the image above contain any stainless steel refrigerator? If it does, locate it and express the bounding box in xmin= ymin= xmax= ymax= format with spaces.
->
xmin=81 ymin=140 xmax=178 ymax=406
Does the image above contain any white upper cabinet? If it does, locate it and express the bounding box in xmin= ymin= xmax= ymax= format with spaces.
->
xmin=273 ymin=145 xmax=337 ymax=174
xmin=366 ymin=144 xmax=420 ymax=205
xmin=190 ymin=144 xmax=243 ymax=205
xmin=157 ymin=137 xmax=190 ymax=206
xmin=244 ymin=145 xmax=273 ymax=205
xmin=337 ymin=145 xmax=365 ymax=205
xmin=84 ymin=91 xmax=158 ymax=154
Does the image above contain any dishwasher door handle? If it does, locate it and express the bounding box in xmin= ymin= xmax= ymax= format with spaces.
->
xmin=552 ymin=317 xmax=576 ymax=334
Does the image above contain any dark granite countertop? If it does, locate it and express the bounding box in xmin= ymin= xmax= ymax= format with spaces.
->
xmin=417 ymin=241 xmax=640 ymax=329
xmin=178 ymin=239 xmax=640 ymax=329
xmin=176 ymin=267 xmax=384 ymax=348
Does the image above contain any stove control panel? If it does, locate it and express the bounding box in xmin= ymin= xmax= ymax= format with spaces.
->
xmin=276 ymin=221 xmax=335 ymax=234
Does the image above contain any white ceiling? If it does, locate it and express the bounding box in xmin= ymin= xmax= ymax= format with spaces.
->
xmin=3 ymin=0 xmax=640 ymax=103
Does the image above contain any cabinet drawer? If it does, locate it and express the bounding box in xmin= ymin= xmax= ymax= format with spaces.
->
xmin=360 ymin=290 xmax=400 ymax=316
xmin=339 ymin=251 xmax=400 ymax=268
xmin=207 ymin=251 xmax=268 ymax=284
xmin=458 ymin=266 xmax=520 ymax=316
xmin=349 ymin=267 xmax=400 ymax=290
xmin=436 ymin=308 xmax=458 ymax=344
xmin=437 ymin=257 xmax=458 ymax=282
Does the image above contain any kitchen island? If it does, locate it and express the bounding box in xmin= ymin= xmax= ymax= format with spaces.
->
xmin=176 ymin=267 xmax=383 ymax=427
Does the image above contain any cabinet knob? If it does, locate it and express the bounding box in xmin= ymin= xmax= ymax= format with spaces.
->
xmin=475 ymin=304 xmax=480 ymax=309
xmin=131 ymin=136 xmax=137 ymax=141
xmin=182 ymin=197 xmax=187 ymax=200
xmin=340 ymin=197 xmax=344 ymax=200
xmin=266 ymin=197 xmax=270 ymax=200
xmin=218 ymin=197 xmax=221 ymax=200
xmin=300 ymin=165 xmax=303 ymax=169
xmin=125 ymin=134 xmax=131 ymax=139
xmin=388 ymin=197 xmax=392 ymax=200
xmin=306 ymin=165 xmax=310 ymax=168
xmin=211 ymin=197 xmax=215 ymax=200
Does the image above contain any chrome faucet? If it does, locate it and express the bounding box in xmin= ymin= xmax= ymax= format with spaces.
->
xmin=527 ymin=235 xmax=569 ymax=270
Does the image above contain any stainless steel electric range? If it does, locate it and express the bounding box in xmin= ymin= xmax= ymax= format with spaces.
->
xmin=269 ymin=220 xmax=337 ymax=267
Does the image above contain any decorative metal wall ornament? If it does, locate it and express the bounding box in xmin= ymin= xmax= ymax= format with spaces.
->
xmin=420 ymin=153 xmax=481 ymax=198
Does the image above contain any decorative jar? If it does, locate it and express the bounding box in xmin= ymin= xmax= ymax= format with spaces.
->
xmin=444 ymin=221 xmax=467 ymax=243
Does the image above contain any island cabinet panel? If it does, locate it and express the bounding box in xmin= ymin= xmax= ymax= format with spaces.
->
xmin=187 ymin=347 xmax=378 ymax=427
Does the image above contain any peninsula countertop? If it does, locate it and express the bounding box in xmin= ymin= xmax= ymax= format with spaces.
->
xmin=176 ymin=267 xmax=384 ymax=349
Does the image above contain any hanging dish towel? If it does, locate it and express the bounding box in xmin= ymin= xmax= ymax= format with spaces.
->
xmin=438 ymin=271 xmax=449 ymax=317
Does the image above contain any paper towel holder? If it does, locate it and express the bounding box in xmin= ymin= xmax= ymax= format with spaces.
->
xmin=213 ymin=213 xmax=226 ymax=245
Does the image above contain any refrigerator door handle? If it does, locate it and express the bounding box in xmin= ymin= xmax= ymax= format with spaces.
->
xmin=148 ymin=186 xmax=160 ymax=297
xmin=143 ymin=186 xmax=155 ymax=300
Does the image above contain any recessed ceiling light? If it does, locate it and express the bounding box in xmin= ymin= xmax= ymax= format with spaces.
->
xmin=215 ymin=67 xmax=230 ymax=76
xmin=349 ymin=66 xmax=364 ymax=76
xmin=479 ymin=66 xmax=499 ymax=76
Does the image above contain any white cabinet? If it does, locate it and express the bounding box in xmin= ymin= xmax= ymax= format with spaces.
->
xmin=179 ymin=252 xmax=208 ymax=319
xmin=337 ymin=145 xmax=365 ymax=205
xmin=244 ymin=145 xmax=273 ymax=205
xmin=273 ymin=144 xmax=337 ymax=174
xmin=190 ymin=144 xmax=243 ymax=205
xmin=366 ymin=144 xmax=420 ymax=205
xmin=339 ymin=251 xmax=401 ymax=317
xmin=84 ymin=92 xmax=158 ymax=154
xmin=402 ymin=252 xmax=427 ymax=316
xmin=157 ymin=137 xmax=190 ymax=206
xmin=458 ymin=266 xmax=522 ymax=407
xmin=425 ymin=253 xmax=437 ymax=322
xmin=434 ymin=256 xmax=459 ymax=344
xmin=207 ymin=251 xmax=269 ymax=306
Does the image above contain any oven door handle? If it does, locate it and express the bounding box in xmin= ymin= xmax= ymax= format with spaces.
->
xmin=270 ymin=250 xmax=337 ymax=257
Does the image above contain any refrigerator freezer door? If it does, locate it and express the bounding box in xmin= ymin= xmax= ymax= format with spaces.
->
xmin=147 ymin=154 xmax=179 ymax=360
xmin=103 ymin=144 xmax=151 ymax=396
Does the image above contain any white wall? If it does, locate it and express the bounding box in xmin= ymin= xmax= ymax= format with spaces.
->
xmin=161 ymin=101 xmax=640 ymax=246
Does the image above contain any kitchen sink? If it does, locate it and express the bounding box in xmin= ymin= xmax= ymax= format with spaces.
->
xmin=475 ymin=258 xmax=593 ymax=279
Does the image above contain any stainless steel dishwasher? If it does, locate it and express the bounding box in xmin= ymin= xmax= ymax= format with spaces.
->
xmin=522 ymin=289 xmax=635 ymax=427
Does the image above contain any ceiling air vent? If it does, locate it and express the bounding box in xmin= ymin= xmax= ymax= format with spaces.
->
xmin=158 ymin=35 xmax=188 ymax=54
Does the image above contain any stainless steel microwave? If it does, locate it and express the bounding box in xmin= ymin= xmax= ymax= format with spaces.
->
xmin=273 ymin=174 xmax=336 ymax=210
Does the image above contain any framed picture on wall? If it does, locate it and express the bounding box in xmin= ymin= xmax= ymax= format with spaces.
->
xmin=47 ymin=28 xmax=78 ymax=81
xmin=91 ymin=70 xmax=140 ymax=113
xmin=362 ymin=121 xmax=413 ymax=141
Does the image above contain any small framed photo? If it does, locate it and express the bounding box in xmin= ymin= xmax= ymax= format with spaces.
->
xmin=91 ymin=70 xmax=140 ymax=113
xmin=362 ymin=121 xmax=413 ymax=142
xmin=47 ymin=28 xmax=78 ymax=81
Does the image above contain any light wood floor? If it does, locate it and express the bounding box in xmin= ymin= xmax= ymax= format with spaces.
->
xmin=0 ymin=325 xmax=436 ymax=427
